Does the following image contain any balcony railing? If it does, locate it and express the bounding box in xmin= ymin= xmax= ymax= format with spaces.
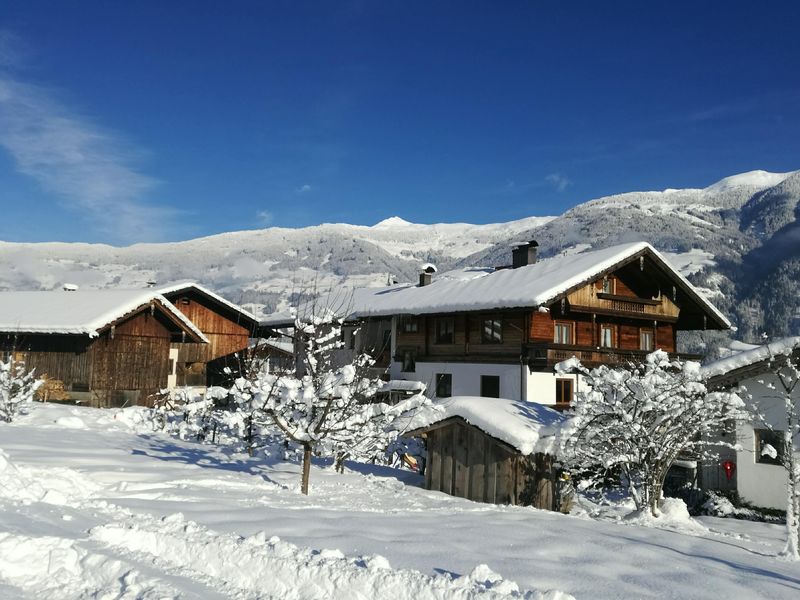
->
xmin=526 ymin=343 xmax=702 ymax=369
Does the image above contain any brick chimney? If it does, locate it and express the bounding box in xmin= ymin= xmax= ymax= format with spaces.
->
xmin=512 ymin=240 xmax=539 ymax=268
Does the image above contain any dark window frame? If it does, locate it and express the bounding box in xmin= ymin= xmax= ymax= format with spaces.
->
xmin=402 ymin=351 xmax=416 ymax=373
xmin=555 ymin=378 xmax=574 ymax=405
xmin=600 ymin=324 xmax=616 ymax=348
xmin=755 ymin=428 xmax=784 ymax=466
xmin=554 ymin=321 xmax=574 ymax=345
xmin=401 ymin=317 xmax=419 ymax=333
xmin=435 ymin=373 xmax=452 ymax=398
xmin=435 ymin=318 xmax=455 ymax=345
xmin=480 ymin=375 xmax=500 ymax=398
xmin=481 ymin=317 xmax=503 ymax=344
xmin=640 ymin=328 xmax=654 ymax=351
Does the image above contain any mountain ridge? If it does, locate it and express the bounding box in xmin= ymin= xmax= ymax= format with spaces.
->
xmin=2 ymin=169 xmax=800 ymax=349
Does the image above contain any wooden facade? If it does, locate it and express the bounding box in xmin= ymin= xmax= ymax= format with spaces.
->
xmin=2 ymin=307 xmax=199 ymax=408
xmin=160 ymin=287 xmax=256 ymax=386
xmin=410 ymin=417 xmax=562 ymax=510
xmin=395 ymin=259 xmax=707 ymax=373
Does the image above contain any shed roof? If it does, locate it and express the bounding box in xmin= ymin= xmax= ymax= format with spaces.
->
xmin=701 ymin=336 xmax=800 ymax=384
xmin=404 ymin=396 xmax=565 ymax=456
xmin=0 ymin=289 xmax=208 ymax=341
xmin=260 ymin=242 xmax=730 ymax=329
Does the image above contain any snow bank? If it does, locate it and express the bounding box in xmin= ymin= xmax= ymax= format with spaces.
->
xmin=92 ymin=513 xmax=571 ymax=600
xmin=0 ymin=447 xmax=99 ymax=505
xmin=405 ymin=396 xmax=565 ymax=456
xmin=0 ymin=531 xmax=178 ymax=599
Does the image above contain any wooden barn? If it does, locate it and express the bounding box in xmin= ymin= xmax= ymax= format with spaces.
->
xmin=0 ymin=288 xmax=208 ymax=407
xmin=155 ymin=283 xmax=261 ymax=387
xmin=405 ymin=396 xmax=566 ymax=511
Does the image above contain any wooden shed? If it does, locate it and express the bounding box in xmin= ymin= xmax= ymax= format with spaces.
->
xmin=405 ymin=396 xmax=565 ymax=511
xmin=0 ymin=289 xmax=207 ymax=407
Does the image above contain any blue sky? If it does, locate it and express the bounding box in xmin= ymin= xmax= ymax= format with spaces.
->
xmin=1 ymin=1 xmax=799 ymax=244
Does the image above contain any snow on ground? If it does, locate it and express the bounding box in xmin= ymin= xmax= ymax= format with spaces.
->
xmin=2 ymin=403 xmax=800 ymax=599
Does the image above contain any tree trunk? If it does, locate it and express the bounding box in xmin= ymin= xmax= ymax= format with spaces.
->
xmin=301 ymin=442 xmax=312 ymax=495
xmin=783 ymin=400 xmax=799 ymax=560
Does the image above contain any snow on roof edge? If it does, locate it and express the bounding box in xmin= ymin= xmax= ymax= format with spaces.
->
xmin=405 ymin=396 xmax=565 ymax=456
xmin=155 ymin=282 xmax=257 ymax=323
xmin=701 ymin=336 xmax=800 ymax=380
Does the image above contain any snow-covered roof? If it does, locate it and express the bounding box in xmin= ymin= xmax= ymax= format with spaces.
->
xmin=264 ymin=242 xmax=729 ymax=328
xmin=155 ymin=282 xmax=257 ymax=323
xmin=261 ymin=338 xmax=294 ymax=354
xmin=379 ymin=380 xmax=427 ymax=393
xmin=0 ymin=289 xmax=208 ymax=341
xmin=405 ymin=396 xmax=565 ymax=456
xmin=702 ymin=336 xmax=800 ymax=381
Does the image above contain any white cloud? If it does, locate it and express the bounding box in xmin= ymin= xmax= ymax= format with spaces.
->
xmin=545 ymin=172 xmax=572 ymax=192
xmin=295 ymin=183 xmax=312 ymax=194
xmin=256 ymin=210 xmax=273 ymax=225
xmin=0 ymin=56 xmax=174 ymax=243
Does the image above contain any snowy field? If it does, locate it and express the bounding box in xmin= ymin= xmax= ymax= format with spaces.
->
xmin=1 ymin=404 xmax=799 ymax=599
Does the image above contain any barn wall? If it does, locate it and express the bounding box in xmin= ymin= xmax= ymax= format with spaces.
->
xmin=88 ymin=311 xmax=173 ymax=407
xmin=168 ymin=293 xmax=251 ymax=362
xmin=423 ymin=418 xmax=560 ymax=510
xmin=2 ymin=334 xmax=92 ymax=392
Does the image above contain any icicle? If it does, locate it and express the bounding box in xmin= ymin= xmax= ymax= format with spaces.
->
xmin=672 ymin=286 xmax=676 ymax=301
xmin=110 ymin=325 xmax=115 ymax=340
xmin=639 ymin=256 xmax=644 ymax=271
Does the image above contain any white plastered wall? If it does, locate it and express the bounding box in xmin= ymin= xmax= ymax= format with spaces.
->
xmin=735 ymin=372 xmax=795 ymax=510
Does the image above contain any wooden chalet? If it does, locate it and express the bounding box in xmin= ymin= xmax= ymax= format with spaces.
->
xmin=0 ymin=288 xmax=207 ymax=407
xmin=405 ymin=396 xmax=565 ymax=510
xmin=264 ymin=241 xmax=730 ymax=407
xmin=155 ymin=283 xmax=260 ymax=387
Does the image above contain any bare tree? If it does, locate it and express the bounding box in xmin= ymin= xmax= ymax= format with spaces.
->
xmin=232 ymin=293 xmax=427 ymax=495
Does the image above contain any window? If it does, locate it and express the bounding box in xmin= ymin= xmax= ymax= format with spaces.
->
xmin=755 ymin=429 xmax=784 ymax=465
xmin=554 ymin=322 xmax=573 ymax=345
xmin=600 ymin=325 xmax=615 ymax=348
xmin=481 ymin=318 xmax=503 ymax=344
xmin=402 ymin=351 xmax=416 ymax=373
xmin=436 ymin=373 xmax=452 ymax=398
xmin=436 ymin=318 xmax=455 ymax=344
xmin=555 ymin=378 xmax=573 ymax=405
xmin=401 ymin=318 xmax=418 ymax=333
xmin=382 ymin=329 xmax=391 ymax=350
xmin=480 ymin=375 xmax=500 ymax=398
xmin=349 ymin=330 xmax=356 ymax=350
xmin=640 ymin=328 xmax=654 ymax=351
xmin=600 ymin=277 xmax=615 ymax=294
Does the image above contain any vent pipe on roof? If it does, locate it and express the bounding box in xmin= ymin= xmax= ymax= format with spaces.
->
xmin=63 ymin=283 xmax=78 ymax=292
xmin=512 ymin=240 xmax=539 ymax=268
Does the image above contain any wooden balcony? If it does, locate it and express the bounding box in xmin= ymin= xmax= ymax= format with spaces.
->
xmin=566 ymin=288 xmax=679 ymax=321
xmin=526 ymin=343 xmax=702 ymax=369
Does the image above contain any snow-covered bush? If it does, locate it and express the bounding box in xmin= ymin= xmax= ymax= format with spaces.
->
xmin=558 ymin=350 xmax=746 ymax=518
xmin=0 ymin=356 xmax=41 ymax=423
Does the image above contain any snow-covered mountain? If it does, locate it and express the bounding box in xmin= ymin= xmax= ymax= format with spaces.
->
xmin=0 ymin=215 xmax=554 ymax=316
xmin=468 ymin=169 xmax=800 ymax=347
xmin=3 ymin=168 xmax=800 ymax=346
